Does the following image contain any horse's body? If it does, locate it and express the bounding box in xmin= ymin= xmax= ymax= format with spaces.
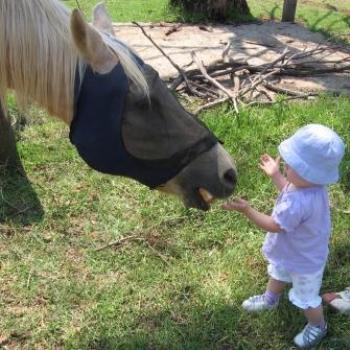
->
xmin=0 ymin=0 xmax=146 ymax=124
xmin=0 ymin=0 xmax=237 ymax=210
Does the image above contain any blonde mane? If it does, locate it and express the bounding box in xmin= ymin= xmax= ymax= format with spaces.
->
xmin=0 ymin=0 xmax=148 ymax=124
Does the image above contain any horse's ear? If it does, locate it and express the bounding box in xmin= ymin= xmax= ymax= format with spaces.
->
xmin=92 ymin=2 xmax=114 ymax=35
xmin=70 ymin=9 xmax=118 ymax=73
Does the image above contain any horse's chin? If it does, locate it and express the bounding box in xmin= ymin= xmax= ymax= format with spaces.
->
xmin=156 ymin=185 xmax=215 ymax=210
xmin=183 ymin=188 xmax=215 ymax=211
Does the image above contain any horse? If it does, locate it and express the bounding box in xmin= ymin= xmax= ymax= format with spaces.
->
xmin=0 ymin=0 xmax=237 ymax=211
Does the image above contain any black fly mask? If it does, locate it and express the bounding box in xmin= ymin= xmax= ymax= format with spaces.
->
xmin=70 ymin=56 xmax=218 ymax=188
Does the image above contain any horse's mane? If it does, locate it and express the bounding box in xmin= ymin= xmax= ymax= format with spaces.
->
xmin=0 ymin=0 xmax=148 ymax=123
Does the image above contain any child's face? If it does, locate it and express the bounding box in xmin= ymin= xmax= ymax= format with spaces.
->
xmin=284 ymin=163 xmax=315 ymax=188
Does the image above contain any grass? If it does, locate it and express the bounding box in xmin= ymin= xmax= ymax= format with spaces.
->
xmin=250 ymin=0 xmax=350 ymax=42
xmin=64 ymin=0 xmax=180 ymax=22
xmin=1 ymin=1 xmax=350 ymax=349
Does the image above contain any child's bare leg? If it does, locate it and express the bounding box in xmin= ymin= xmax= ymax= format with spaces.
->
xmin=304 ymin=305 xmax=326 ymax=328
xmin=242 ymin=274 xmax=287 ymax=312
xmin=267 ymin=278 xmax=286 ymax=294
xmin=264 ymin=278 xmax=286 ymax=306
xmin=294 ymin=305 xmax=327 ymax=348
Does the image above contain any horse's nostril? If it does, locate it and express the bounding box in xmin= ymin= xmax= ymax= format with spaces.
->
xmin=223 ymin=168 xmax=237 ymax=189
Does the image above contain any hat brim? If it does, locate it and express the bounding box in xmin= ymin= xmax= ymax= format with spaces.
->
xmin=278 ymin=139 xmax=339 ymax=185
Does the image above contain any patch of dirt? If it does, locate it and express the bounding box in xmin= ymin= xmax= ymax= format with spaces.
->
xmin=113 ymin=21 xmax=350 ymax=95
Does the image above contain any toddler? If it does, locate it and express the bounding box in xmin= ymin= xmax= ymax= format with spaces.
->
xmin=222 ymin=124 xmax=345 ymax=348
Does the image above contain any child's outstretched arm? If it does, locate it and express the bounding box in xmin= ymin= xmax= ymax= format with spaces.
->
xmin=222 ymin=198 xmax=283 ymax=233
xmin=259 ymin=154 xmax=287 ymax=191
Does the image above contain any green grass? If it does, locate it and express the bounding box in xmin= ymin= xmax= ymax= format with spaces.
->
xmin=1 ymin=1 xmax=350 ymax=349
xmin=64 ymin=0 xmax=179 ymax=22
xmin=249 ymin=0 xmax=350 ymax=42
xmin=1 ymin=98 xmax=350 ymax=349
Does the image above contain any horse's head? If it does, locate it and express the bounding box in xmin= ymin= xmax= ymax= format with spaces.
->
xmin=69 ymin=7 xmax=236 ymax=210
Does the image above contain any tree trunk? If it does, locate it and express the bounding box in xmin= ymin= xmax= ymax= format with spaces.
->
xmin=208 ymin=0 xmax=250 ymax=19
xmin=231 ymin=0 xmax=250 ymax=15
xmin=0 ymin=102 xmax=23 ymax=169
xmin=170 ymin=0 xmax=250 ymax=20
xmin=282 ymin=0 xmax=298 ymax=22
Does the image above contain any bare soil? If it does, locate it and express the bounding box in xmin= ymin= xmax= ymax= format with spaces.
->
xmin=113 ymin=21 xmax=350 ymax=95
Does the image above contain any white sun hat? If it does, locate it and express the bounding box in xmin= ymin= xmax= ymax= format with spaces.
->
xmin=278 ymin=124 xmax=345 ymax=185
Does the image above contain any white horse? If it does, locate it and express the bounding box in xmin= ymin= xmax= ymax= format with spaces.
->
xmin=0 ymin=0 xmax=237 ymax=210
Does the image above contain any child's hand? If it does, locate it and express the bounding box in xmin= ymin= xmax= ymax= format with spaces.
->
xmin=259 ymin=154 xmax=281 ymax=177
xmin=221 ymin=198 xmax=250 ymax=214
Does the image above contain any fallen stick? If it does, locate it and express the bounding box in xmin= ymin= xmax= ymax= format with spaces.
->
xmin=247 ymin=94 xmax=316 ymax=107
xmin=132 ymin=21 xmax=195 ymax=94
xmin=222 ymin=42 xmax=231 ymax=62
xmin=194 ymin=97 xmax=230 ymax=115
xmin=256 ymin=86 xmax=275 ymax=101
xmin=189 ymin=80 xmax=220 ymax=98
xmin=239 ymin=68 xmax=281 ymax=98
xmin=263 ymin=82 xmax=319 ymax=97
xmin=165 ymin=23 xmax=183 ymax=36
xmin=95 ymin=234 xmax=142 ymax=251
xmin=191 ymin=51 xmax=239 ymax=113
xmin=169 ymin=61 xmax=243 ymax=90
xmin=165 ymin=42 xmax=350 ymax=113
xmin=98 ymin=236 xmax=173 ymax=266
xmin=95 ymin=234 xmax=172 ymax=265
xmin=142 ymin=240 xmax=172 ymax=266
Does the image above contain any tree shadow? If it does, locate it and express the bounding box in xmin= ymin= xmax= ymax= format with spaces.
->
xmin=0 ymin=166 xmax=44 ymax=227
xmin=326 ymin=239 xmax=350 ymax=284
xmin=0 ymin=107 xmax=43 ymax=227
xmin=299 ymin=10 xmax=350 ymax=45
xmin=339 ymin=148 xmax=350 ymax=194
xmin=70 ymin=304 xmax=289 ymax=349
xmin=268 ymin=5 xmax=279 ymax=21
xmin=69 ymin=297 xmax=348 ymax=349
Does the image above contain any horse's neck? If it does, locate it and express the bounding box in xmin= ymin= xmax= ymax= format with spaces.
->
xmin=6 ymin=35 xmax=77 ymax=125
xmin=0 ymin=0 xmax=77 ymax=124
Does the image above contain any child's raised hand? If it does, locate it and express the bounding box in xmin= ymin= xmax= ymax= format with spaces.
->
xmin=221 ymin=198 xmax=250 ymax=213
xmin=259 ymin=154 xmax=281 ymax=177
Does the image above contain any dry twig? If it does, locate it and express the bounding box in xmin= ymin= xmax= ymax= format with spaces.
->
xmin=194 ymin=97 xmax=230 ymax=115
xmin=132 ymin=21 xmax=194 ymax=94
xmin=95 ymin=234 xmax=141 ymax=251
xmin=191 ymin=51 xmax=239 ymax=113
xmin=135 ymin=30 xmax=350 ymax=113
xmin=165 ymin=23 xmax=183 ymax=36
xmin=95 ymin=233 xmax=172 ymax=266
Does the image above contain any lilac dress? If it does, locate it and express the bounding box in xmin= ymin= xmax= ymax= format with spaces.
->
xmin=262 ymin=184 xmax=331 ymax=274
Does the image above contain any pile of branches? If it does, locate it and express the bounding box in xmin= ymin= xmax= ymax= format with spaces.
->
xmin=171 ymin=45 xmax=350 ymax=114
xmin=133 ymin=22 xmax=350 ymax=115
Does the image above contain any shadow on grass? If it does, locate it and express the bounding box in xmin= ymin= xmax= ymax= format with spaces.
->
xmin=0 ymin=167 xmax=43 ymax=226
xmin=339 ymin=142 xmax=350 ymax=194
xmin=268 ymin=5 xmax=279 ymax=21
xmin=0 ymin=104 xmax=44 ymax=227
xmin=327 ymin=240 xmax=350 ymax=277
xmin=70 ymin=304 xmax=288 ymax=349
xmin=69 ymin=299 xmax=350 ymax=350
xmin=299 ymin=10 xmax=350 ymax=45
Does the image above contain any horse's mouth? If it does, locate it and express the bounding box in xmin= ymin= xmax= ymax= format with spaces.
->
xmin=194 ymin=188 xmax=214 ymax=211
xmin=199 ymin=188 xmax=214 ymax=204
xmin=156 ymin=184 xmax=215 ymax=211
